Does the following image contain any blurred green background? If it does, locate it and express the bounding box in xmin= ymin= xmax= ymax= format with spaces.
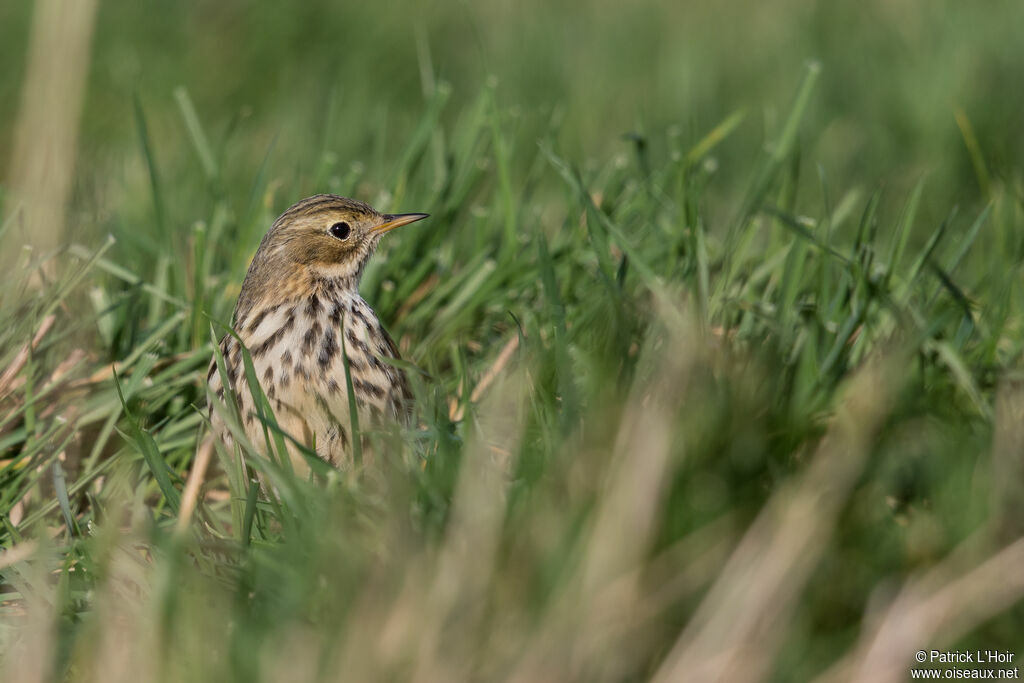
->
xmin=3 ymin=0 xmax=1022 ymax=231
xmin=1 ymin=1 xmax=1023 ymax=681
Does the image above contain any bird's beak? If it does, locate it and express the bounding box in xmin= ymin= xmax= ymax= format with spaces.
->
xmin=372 ymin=212 xmax=430 ymax=235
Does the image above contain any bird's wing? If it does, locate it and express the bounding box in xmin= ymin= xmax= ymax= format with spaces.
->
xmin=378 ymin=325 xmax=413 ymax=412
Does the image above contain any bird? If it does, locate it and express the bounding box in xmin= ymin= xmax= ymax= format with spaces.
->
xmin=206 ymin=194 xmax=428 ymax=472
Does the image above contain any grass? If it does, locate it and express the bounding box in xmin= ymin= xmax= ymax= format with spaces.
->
xmin=2 ymin=2 xmax=1024 ymax=681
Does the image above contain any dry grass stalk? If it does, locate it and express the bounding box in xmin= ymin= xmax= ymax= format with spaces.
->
xmin=449 ymin=333 xmax=520 ymax=421
xmin=175 ymin=437 xmax=215 ymax=534
xmin=653 ymin=351 xmax=908 ymax=683
xmin=0 ymin=314 xmax=56 ymax=400
xmin=814 ymin=534 xmax=1024 ymax=683
xmin=325 ymin=364 xmax=528 ymax=682
xmin=0 ymin=541 xmax=38 ymax=570
xmin=990 ymin=380 xmax=1024 ymax=539
xmin=411 ymin=364 xmax=527 ymax=681
xmin=5 ymin=0 xmax=99 ymax=271
xmin=813 ymin=377 xmax=1024 ymax=683
xmin=503 ymin=318 xmax=700 ymax=682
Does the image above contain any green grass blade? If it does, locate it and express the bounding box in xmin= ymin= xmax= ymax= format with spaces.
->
xmin=339 ymin=313 xmax=363 ymax=468
xmin=113 ymin=372 xmax=181 ymax=514
xmin=174 ymin=86 xmax=219 ymax=187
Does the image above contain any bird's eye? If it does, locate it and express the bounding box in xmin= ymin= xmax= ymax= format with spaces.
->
xmin=329 ymin=221 xmax=351 ymax=240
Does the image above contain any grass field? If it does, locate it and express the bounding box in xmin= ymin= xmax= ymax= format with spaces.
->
xmin=2 ymin=1 xmax=1024 ymax=681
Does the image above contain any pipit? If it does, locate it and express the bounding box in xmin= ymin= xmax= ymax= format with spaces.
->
xmin=207 ymin=194 xmax=428 ymax=468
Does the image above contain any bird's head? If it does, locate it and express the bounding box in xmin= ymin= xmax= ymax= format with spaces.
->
xmin=260 ymin=194 xmax=427 ymax=283
xmin=237 ymin=195 xmax=428 ymax=313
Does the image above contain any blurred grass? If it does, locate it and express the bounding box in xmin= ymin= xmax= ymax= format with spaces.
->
xmin=1 ymin=1 xmax=1024 ymax=681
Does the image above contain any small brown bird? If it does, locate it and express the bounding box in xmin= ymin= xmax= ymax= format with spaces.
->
xmin=207 ymin=194 xmax=428 ymax=470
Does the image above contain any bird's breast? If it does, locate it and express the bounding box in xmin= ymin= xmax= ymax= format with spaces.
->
xmin=213 ymin=291 xmax=408 ymax=465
